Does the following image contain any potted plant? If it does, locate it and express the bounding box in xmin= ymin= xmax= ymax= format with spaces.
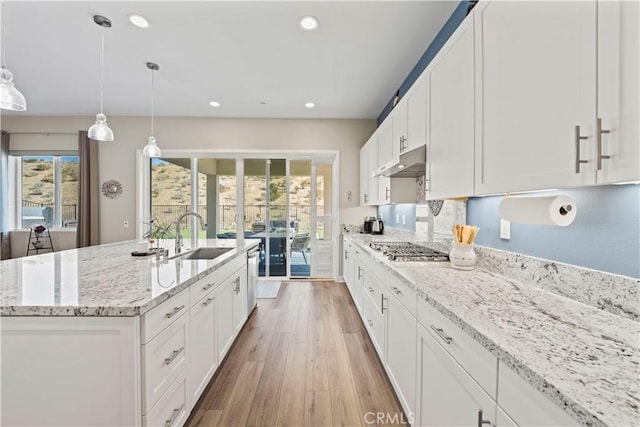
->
xmin=32 ymin=225 xmax=47 ymax=249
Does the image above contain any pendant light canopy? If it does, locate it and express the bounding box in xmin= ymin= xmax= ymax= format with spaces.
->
xmin=88 ymin=15 xmax=114 ymax=142
xmin=0 ymin=1 xmax=27 ymax=111
xmin=142 ymin=62 xmax=161 ymax=157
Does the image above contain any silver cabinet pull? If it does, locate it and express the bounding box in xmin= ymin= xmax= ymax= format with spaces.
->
xmin=165 ymin=403 xmax=185 ymax=427
xmin=367 ymin=319 xmax=374 ymax=327
xmin=477 ymin=409 xmax=492 ymax=427
xmin=165 ymin=305 xmax=185 ymax=319
xmin=430 ymin=325 xmax=453 ymax=344
xmin=574 ymin=125 xmax=589 ymax=173
xmin=391 ymin=286 xmax=401 ymax=295
xmin=235 ymin=277 xmax=240 ymax=294
xmin=164 ymin=346 xmax=185 ymax=365
xmin=596 ymin=118 xmax=611 ymax=170
xmin=202 ymin=297 xmax=215 ymax=307
xmin=345 ymin=250 xmax=349 ymax=260
xmin=201 ymin=282 xmax=215 ymax=292
xmin=357 ymin=267 xmax=363 ymax=280
xmin=381 ymin=294 xmax=387 ymax=314
xmin=368 ymin=287 xmax=374 ymax=293
xmin=364 ymin=193 xmax=368 ymax=204
xmin=385 ymin=186 xmax=390 ymax=201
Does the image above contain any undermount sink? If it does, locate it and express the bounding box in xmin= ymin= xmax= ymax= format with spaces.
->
xmin=170 ymin=247 xmax=233 ymax=260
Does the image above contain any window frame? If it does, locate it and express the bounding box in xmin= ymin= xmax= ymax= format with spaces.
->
xmin=10 ymin=154 xmax=79 ymax=230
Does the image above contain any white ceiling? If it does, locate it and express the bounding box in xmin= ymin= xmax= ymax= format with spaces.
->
xmin=2 ymin=1 xmax=458 ymax=119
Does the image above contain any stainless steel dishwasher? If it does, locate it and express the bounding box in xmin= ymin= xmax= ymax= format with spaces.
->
xmin=247 ymin=245 xmax=259 ymax=314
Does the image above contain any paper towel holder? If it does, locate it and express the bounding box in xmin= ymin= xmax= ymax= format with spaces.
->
xmin=498 ymin=193 xmax=577 ymax=226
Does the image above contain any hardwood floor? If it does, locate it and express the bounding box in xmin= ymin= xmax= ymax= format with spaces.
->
xmin=186 ymin=280 xmax=405 ymax=427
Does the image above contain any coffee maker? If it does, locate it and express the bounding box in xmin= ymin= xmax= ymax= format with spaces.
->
xmin=363 ymin=216 xmax=375 ymax=233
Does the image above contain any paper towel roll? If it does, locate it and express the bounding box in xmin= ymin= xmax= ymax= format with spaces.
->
xmin=498 ymin=195 xmax=577 ymax=226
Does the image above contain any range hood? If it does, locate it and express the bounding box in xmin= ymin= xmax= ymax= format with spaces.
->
xmin=374 ymin=144 xmax=426 ymax=178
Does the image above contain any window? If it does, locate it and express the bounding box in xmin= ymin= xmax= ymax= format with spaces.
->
xmin=14 ymin=155 xmax=79 ymax=229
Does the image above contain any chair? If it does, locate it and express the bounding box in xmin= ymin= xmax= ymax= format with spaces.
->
xmin=290 ymin=233 xmax=311 ymax=264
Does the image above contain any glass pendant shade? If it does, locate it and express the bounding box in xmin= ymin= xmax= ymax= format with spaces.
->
xmin=88 ymin=113 xmax=114 ymax=141
xmin=142 ymin=136 xmax=161 ymax=157
xmin=0 ymin=66 xmax=26 ymax=111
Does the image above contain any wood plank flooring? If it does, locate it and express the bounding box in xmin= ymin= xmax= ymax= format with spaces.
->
xmin=186 ymin=280 xmax=405 ymax=427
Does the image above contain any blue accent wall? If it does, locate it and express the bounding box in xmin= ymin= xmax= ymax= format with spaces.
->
xmin=377 ymin=0 xmax=471 ymax=125
xmin=377 ymin=204 xmax=416 ymax=232
xmin=467 ymin=185 xmax=640 ymax=279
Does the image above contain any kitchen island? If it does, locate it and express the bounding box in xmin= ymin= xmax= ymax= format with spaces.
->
xmin=0 ymin=238 xmax=259 ymax=426
xmin=344 ymin=232 xmax=639 ymax=427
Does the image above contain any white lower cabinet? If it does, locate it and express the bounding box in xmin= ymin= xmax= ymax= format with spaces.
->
xmin=385 ymin=292 xmax=417 ymax=417
xmin=232 ymin=266 xmax=248 ymax=334
xmin=215 ymin=271 xmax=236 ymax=362
xmin=363 ymin=289 xmax=385 ymax=358
xmin=353 ymin=249 xmax=365 ymax=315
xmin=497 ymin=362 xmax=580 ymax=427
xmin=416 ymin=323 xmax=497 ymax=427
xmin=189 ymin=290 xmax=217 ymax=409
xmin=143 ymin=369 xmax=189 ymax=427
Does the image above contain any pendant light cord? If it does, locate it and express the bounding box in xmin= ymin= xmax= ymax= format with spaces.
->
xmin=2 ymin=0 xmax=7 ymax=68
xmin=99 ymin=32 xmax=105 ymax=113
xmin=150 ymin=68 xmax=155 ymax=136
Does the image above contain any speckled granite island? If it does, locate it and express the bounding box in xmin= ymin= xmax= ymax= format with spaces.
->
xmin=1 ymin=238 xmax=259 ymax=427
xmin=344 ymin=232 xmax=639 ymax=427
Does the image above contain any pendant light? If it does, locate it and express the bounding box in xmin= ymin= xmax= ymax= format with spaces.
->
xmin=0 ymin=0 xmax=27 ymax=111
xmin=87 ymin=15 xmax=114 ymax=142
xmin=142 ymin=62 xmax=161 ymax=157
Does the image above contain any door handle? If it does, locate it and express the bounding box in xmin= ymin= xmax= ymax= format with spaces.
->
xmin=596 ymin=118 xmax=610 ymax=170
xmin=574 ymin=125 xmax=588 ymax=173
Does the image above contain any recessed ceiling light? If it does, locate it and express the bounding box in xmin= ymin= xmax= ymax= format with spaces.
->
xmin=299 ymin=16 xmax=319 ymax=31
xmin=128 ymin=14 xmax=149 ymax=28
xmin=209 ymin=101 xmax=221 ymax=107
xmin=305 ymin=102 xmax=315 ymax=109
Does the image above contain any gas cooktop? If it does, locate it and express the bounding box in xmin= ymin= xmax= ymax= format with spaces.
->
xmin=369 ymin=241 xmax=449 ymax=262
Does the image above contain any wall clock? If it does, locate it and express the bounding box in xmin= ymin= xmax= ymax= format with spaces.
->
xmin=101 ymin=179 xmax=123 ymax=199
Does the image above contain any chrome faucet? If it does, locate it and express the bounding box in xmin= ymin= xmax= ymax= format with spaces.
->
xmin=175 ymin=212 xmax=207 ymax=254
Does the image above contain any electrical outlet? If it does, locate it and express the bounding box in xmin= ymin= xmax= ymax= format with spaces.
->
xmin=123 ymin=220 xmax=129 ymax=229
xmin=500 ymin=219 xmax=510 ymax=240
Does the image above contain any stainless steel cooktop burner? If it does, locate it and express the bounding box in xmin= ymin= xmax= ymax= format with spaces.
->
xmin=369 ymin=241 xmax=449 ymax=262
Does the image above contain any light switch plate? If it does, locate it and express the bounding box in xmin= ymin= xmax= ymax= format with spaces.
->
xmin=500 ymin=219 xmax=510 ymax=240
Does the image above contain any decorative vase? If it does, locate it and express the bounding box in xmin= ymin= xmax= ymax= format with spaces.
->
xmin=449 ymin=242 xmax=476 ymax=270
xmin=32 ymin=240 xmax=45 ymax=249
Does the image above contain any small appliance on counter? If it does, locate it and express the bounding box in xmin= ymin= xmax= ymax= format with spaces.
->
xmin=372 ymin=217 xmax=384 ymax=234
xmin=363 ymin=216 xmax=375 ymax=233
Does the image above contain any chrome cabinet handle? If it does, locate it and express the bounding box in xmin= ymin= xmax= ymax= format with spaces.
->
xmin=596 ymin=118 xmax=611 ymax=170
xmin=201 ymin=282 xmax=215 ymax=292
xmin=202 ymin=297 xmax=215 ymax=307
xmin=385 ymin=186 xmax=390 ymax=201
xmin=364 ymin=193 xmax=368 ymax=204
xmin=430 ymin=325 xmax=453 ymax=344
xmin=345 ymin=250 xmax=349 ymax=260
xmin=367 ymin=319 xmax=374 ymax=327
xmin=357 ymin=267 xmax=363 ymax=280
xmin=165 ymin=403 xmax=185 ymax=427
xmin=391 ymin=286 xmax=401 ymax=295
xmin=165 ymin=305 xmax=185 ymax=319
xmin=574 ymin=125 xmax=589 ymax=173
xmin=368 ymin=287 xmax=374 ymax=293
xmin=477 ymin=409 xmax=492 ymax=427
xmin=381 ymin=294 xmax=387 ymax=314
xmin=164 ymin=346 xmax=185 ymax=365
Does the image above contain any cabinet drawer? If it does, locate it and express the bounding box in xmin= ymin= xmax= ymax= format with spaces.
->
xmin=143 ymin=369 xmax=188 ymax=427
xmin=362 ymin=267 xmax=385 ymax=311
xmin=363 ymin=291 xmax=385 ymax=359
xmin=386 ymin=274 xmax=417 ymax=317
xmin=189 ymin=274 xmax=219 ymax=308
xmin=142 ymin=289 xmax=189 ymax=344
xmin=417 ymin=298 xmax=497 ymax=399
xmin=142 ymin=312 xmax=189 ymax=413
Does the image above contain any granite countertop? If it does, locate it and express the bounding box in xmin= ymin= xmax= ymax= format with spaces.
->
xmin=0 ymin=238 xmax=260 ymax=317
xmin=344 ymin=233 xmax=640 ymax=427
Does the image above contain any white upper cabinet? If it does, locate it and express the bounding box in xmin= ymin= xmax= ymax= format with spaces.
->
xmin=368 ymin=135 xmax=380 ymax=205
xmin=427 ymin=10 xmax=475 ymax=200
xmin=377 ymin=118 xmax=394 ymax=169
xmin=359 ymin=139 xmax=370 ymax=206
xmin=392 ymin=98 xmax=409 ymax=162
xmin=596 ymin=0 xmax=640 ymax=184
xmin=473 ymin=0 xmax=638 ymax=194
xmin=406 ymin=75 xmax=428 ymax=153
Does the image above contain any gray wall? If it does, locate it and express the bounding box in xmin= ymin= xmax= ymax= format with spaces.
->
xmin=3 ymin=116 xmax=376 ymax=244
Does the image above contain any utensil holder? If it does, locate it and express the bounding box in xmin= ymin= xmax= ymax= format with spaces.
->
xmin=449 ymin=242 xmax=476 ymax=270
